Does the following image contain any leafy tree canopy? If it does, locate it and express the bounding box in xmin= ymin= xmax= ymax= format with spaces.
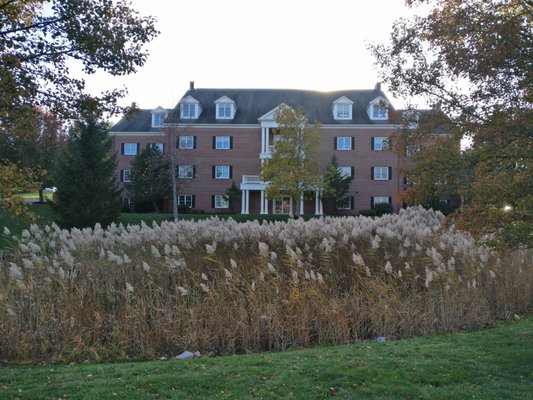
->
xmin=371 ymin=0 xmax=533 ymax=248
xmin=126 ymin=145 xmax=171 ymax=213
xmin=261 ymin=105 xmax=322 ymax=216
xmin=0 ymin=0 xmax=158 ymax=123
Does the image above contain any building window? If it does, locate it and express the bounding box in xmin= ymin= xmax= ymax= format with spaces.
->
xmin=217 ymin=103 xmax=232 ymax=119
xmin=122 ymin=143 xmax=138 ymax=156
xmin=214 ymin=136 xmax=232 ymax=149
xmin=273 ymin=196 xmax=291 ymax=214
xmin=213 ymin=194 xmax=229 ymax=209
xmin=181 ymin=103 xmax=197 ymax=119
xmin=339 ymin=166 xmax=353 ymax=179
xmin=372 ymin=137 xmax=389 ymax=151
xmin=214 ymin=165 xmax=231 ymax=179
xmin=149 ymin=143 xmax=164 ymax=153
xmin=121 ymin=169 xmax=131 ymax=182
xmin=152 ymin=113 xmax=167 ymax=127
xmin=122 ymin=197 xmax=134 ymax=208
xmin=335 ymin=137 xmax=353 ymax=150
xmin=178 ymin=165 xmax=195 ymax=179
xmin=372 ymin=196 xmax=391 ymax=206
xmin=178 ymin=195 xmax=194 ymax=208
xmin=372 ymin=166 xmax=391 ymax=180
xmin=336 ymin=103 xmax=351 ymax=119
xmin=177 ymin=135 xmax=195 ymax=149
xmin=373 ymin=104 xmax=387 ymax=119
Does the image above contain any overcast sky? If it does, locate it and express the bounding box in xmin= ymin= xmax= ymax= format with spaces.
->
xmin=81 ymin=0 xmax=426 ymax=113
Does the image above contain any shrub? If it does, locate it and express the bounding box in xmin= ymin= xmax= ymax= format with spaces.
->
xmin=374 ymin=203 xmax=394 ymax=216
xmin=0 ymin=207 xmax=531 ymax=363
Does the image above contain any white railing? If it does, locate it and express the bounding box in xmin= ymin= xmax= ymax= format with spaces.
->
xmin=241 ymin=175 xmax=263 ymax=184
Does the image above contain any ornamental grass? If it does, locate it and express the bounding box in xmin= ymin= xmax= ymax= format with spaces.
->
xmin=1 ymin=207 xmax=531 ymax=363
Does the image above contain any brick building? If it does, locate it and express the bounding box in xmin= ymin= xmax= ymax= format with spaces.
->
xmin=111 ymin=82 xmax=409 ymax=215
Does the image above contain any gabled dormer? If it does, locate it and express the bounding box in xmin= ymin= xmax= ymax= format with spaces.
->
xmin=180 ymin=95 xmax=201 ymax=119
xmin=151 ymin=106 xmax=168 ymax=128
xmin=215 ymin=96 xmax=236 ymax=120
xmin=367 ymin=96 xmax=390 ymax=121
xmin=332 ymin=96 xmax=354 ymax=120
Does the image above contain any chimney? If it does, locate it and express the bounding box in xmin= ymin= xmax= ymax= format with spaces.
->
xmin=190 ymin=81 xmax=195 ymax=90
xmin=375 ymin=82 xmax=381 ymax=91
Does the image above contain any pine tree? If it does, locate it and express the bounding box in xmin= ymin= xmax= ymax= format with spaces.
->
xmin=322 ymin=156 xmax=351 ymax=214
xmin=54 ymin=119 xmax=121 ymax=229
xmin=127 ymin=146 xmax=171 ymax=212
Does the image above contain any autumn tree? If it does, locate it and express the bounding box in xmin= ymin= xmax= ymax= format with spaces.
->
xmin=321 ymin=156 xmax=351 ymax=214
xmin=53 ymin=119 xmax=121 ymax=229
xmin=126 ymin=145 xmax=171 ymax=213
xmin=261 ymin=105 xmax=322 ymax=217
xmin=371 ymin=0 xmax=533 ymax=248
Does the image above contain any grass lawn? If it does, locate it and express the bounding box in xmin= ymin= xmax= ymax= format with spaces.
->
xmin=1 ymin=317 xmax=531 ymax=399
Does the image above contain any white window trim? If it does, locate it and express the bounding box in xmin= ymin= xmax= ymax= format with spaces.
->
xmin=215 ymin=96 xmax=236 ymax=120
xmin=373 ymin=196 xmax=391 ymax=206
xmin=336 ymin=137 xmax=352 ymax=150
xmin=178 ymin=165 xmax=194 ymax=179
xmin=215 ymin=165 xmax=230 ymax=179
xmin=178 ymin=135 xmax=194 ymax=149
xmin=123 ymin=170 xmax=131 ymax=182
xmin=151 ymin=111 xmax=168 ymax=127
xmin=368 ymin=96 xmax=390 ymax=121
xmin=373 ymin=137 xmax=389 ymax=151
xmin=339 ymin=166 xmax=352 ymax=178
xmin=214 ymin=195 xmax=229 ymax=209
xmin=336 ymin=197 xmax=352 ymax=210
xmin=150 ymin=143 xmax=164 ymax=153
xmin=178 ymin=195 xmax=193 ymax=208
xmin=123 ymin=143 xmax=138 ymax=156
xmin=373 ymin=167 xmax=390 ymax=180
xmin=215 ymin=136 xmax=231 ymax=150
xmin=180 ymin=96 xmax=201 ymax=119
xmin=273 ymin=196 xmax=291 ymax=215
xmin=332 ymin=96 xmax=354 ymax=120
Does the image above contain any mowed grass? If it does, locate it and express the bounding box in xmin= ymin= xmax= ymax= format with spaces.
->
xmin=1 ymin=317 xmax=532 ymax=400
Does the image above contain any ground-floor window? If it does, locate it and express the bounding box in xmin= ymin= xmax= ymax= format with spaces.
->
xmin=273 ymin=196 xmax=291 ymax=214
xmin=372 ymin=196 xmax=391 ymax=207
xmin=213 ymin=194 xmax=229 ymax=209
xmin=122 ymin=197 xmax=134 ymax=208
xmin=336 ymin=196 xmax=353 ymax=210
xmin=178 ymin=194 xmax=194 ymax=208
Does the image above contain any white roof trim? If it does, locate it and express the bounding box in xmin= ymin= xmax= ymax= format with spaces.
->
xmin=151 ymin=106 xmax=167 ymax=114
xmin=181 ymin=95 xmax=200 ymax=104
xmin=258 ymin=104 xmax=288 ymax=121
xmin=214 ymin=95 xmax=235 ymax=104
xmin=333 ymin=96 xmax=354 ymax=105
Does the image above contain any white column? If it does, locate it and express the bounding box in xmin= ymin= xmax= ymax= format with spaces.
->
xmin=315 ymin=190 xmax=320 ymax=215
xmin=300 ymin=193 xmax=304 ymax=216
xmin=245 ymin=190 xmax=250 ymax=214
xmin=261 ymin=128 xmax=266 ymax=153
xmin=241 ymin=190 xmax=246 ymax=214
xmin=319 ymin=190 xmax=324 ymax=215
xmin=260 ymin=190 xmax=265 ymax=214
xmin=289 ymin=196 xmax=293 ymax=216
xmin=265 ymin=128 xmax=270 ymax=152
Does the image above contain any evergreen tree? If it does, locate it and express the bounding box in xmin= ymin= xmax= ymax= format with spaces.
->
xmin=224 ymin=181 xmax=241 ymax=213
xmin=127 ymin=145 xmax=171 ymax=212
xmin=54 ymin=119 xmax=121 ymax=229
xmin=322 ymin=156 xmax=351 ymax=214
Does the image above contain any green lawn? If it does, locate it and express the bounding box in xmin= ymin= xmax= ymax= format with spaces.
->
xmin=1 ymin=317 xmax=531 ymax=399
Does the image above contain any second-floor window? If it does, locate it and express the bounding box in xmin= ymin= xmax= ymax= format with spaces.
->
xmin=149 ymin=143 xmax=165 ymax=153
xmin=181 ymin=103 xmax=197 ymax=119
xmin=336 ymin=137 xmax=353 ymax=150
xmin=178 ymin=165 xmax=195 ymax=179
xmin=372 ymin=166 xmax=391 ymax=180
xmin=213 ymin=194 xmax=229 ymax=208
xmin=214 ymin=165 xmax=232 ymax=179
xmin=120 ymin=170 xmax=131 ymax=182
xmin=339 ymin=166 xmax=354 ymax=179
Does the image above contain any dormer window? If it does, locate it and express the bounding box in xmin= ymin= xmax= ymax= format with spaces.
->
xmin=180 ymin=96 xmax=201 ymax=119
xmin=215 ymin=96 xmax=236 ymax=120
xmin=151 ymin=107 xmax=168 ymax=127
xmin=332 ymin=96 xmax=354 ymax=120
xmin=368 ymin=96 xmax=390 ymax=121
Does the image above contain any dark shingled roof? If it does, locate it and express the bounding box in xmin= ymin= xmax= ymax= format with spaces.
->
xmin=112 ymin=88 xmax=396 ymax=132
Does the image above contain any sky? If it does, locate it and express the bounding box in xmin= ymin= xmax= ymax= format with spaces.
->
xmin=81 ymin=0 xmax=426 ymax=114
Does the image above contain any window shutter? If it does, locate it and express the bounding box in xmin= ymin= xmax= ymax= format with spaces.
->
xmin=371 ymin=197 xmax=374 ymax=209
xmin=176 ymin=137 xmax=180 ymax=149
xmin=371 ymin=167 xmax=375 ymax=180
xmin=334 ymin=137 xmax=338 ymax=150
xmin=229 ymin=166 xmax=233 ymax=179
xmin=136 ymin=143 xmax=140 ymax=154
xmin=161 ymin=143 xmax=165 ymax=153
xmin=192 ymin=195 xmax=196 ymax=208
xmin=212 ymin=136 xmax=216 ymax=149
xmin=388 ymin=167 xmax=392 ymax=180
xmin=175 ymin=166 xmax=179 ymax=177
xmin=388 ymin=196 xmax=392 ymax=204
xmin=350 ymin=167 xmax=355 ymax=180
xmin=350 ymin=196 xmax=354 ymax=210
xmin=193 ymin=136 xmax=197 ymax=149
xmin=212 ymin=166 xmax=215 ymax=179
xmin=229 ymin=136 xmax=233 ymax=149
xmin=121 ymin=143 xmax=125 ymax=155
xmin=371 ymin=137 xmax=375 ymax=150
xmin=193 ymin=165 xmax=196 ymax=178
xmin=120 ymin=170 xmax=124 ymax=182
xmin=211 ymin=195 xmax=215 ymax=208
xmin=351 ymin=137 xmax=355 ymax=150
